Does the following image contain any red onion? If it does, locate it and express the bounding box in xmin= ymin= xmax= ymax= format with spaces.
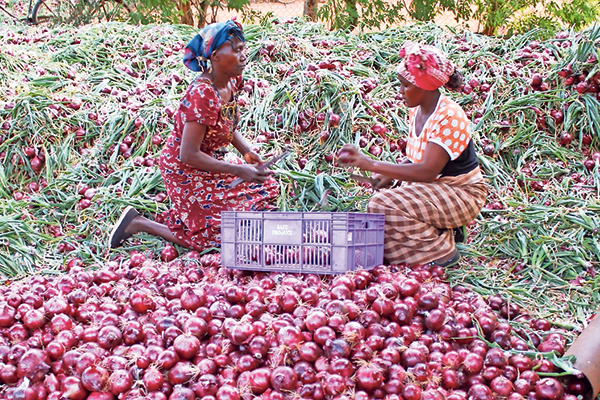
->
xmin=61 ymin=376 xmax=88 ymax=400
xmin=17 ymin=349 xmax=50 ymax=383
xmin=490 ymin=376 xmax=513 ymax=396
xmin=468 ymin=384 xmax=493 ymax=400
xmin=81 ymin=365 xmax=109 ymax=392
xmin=403 ymin=383 xmax=422 ymax=400
xmin=247 ymin=367 xmax=271 ymax=394
xmin=356 ymin=364 xmax=385 ymax=392
xmin=170 ymin=385 xmax=195 ymax=400
xmin=216 ymin=384 xmax=240 ymax=400
xmin=278 ymin=325 xmax=302 ymax=348
xmin=270 ymin=366 xmax=297 ymax=391
xmin=462 ymin=352 xmax=484 ymax=375
xmin=130 ymin=289 xmax=156 ymax=314
xmin=108 ymin=369 xmax=133 ymax=395
xmin=168 ymin=361 xmax=196 ymax=385
xmin=97 ymin=325 xmax=122 ymax=350
xmin=173 ymin=334 xmax=200 ymax=359
xmin=43 ymin=296 xmax=71 ymax=316
xmin=535 ymin=378 xmax=564 ymax=400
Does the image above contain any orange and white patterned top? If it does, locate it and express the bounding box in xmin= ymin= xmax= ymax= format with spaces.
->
xmin=406 ymin=94 xmax=471 ymax=163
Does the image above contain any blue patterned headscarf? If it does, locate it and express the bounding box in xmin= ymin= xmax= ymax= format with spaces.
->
xmin=183 ymin=19 xmax=245 ymax=72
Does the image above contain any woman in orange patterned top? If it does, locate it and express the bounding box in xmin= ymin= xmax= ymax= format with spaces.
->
xmin=109 ymin=20 xmax=279 ymax=251
xmin=338 ymin=42 xmax=487 ymax=267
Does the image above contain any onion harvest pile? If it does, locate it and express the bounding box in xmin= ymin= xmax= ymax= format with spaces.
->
xmin=0 ymin=253 xmax=590 ymax=400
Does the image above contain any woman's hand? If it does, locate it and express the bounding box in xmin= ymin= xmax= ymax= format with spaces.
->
xmin=236 ymin=164 xmax=273 ymax=184
xmin=337 ymin=144 xmax=372 ymax=170
xmin=372 ymin=174 xmax=396 ymax=190
xmin=180 ymin=122 xmax=267 ymax=179
xmin=338 ymin=142 xmax=450 ymax=183
xmin=243 ymin=151 xmax=262 ymax=166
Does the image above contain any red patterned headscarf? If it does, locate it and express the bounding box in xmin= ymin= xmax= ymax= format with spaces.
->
xmin=397 ymin=42 xmax=455 ymax=91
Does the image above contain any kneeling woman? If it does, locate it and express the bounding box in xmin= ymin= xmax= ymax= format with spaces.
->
xmin=338 ymin=42 xmax=487 ymax=266
xmin=109 ymin=20 xmax=279 ymax=250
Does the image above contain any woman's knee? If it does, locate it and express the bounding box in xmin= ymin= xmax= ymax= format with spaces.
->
xmin=368 ymin=191 xmax=411 ymax=215
xmin=367 ymin=196 xmax=386 ymax=213
xmin=367 ymin=191 xmax=390 ymax=212
xmin=367 ymin=199 xmax=377 ymax=213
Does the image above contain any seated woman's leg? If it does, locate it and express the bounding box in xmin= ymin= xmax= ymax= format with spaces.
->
xmin=127 ymin=215 xmax=190 ymax=248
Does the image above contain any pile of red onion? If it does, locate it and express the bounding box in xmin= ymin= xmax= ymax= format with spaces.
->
xmin=0 ymin=252 xmax=589 ymax=400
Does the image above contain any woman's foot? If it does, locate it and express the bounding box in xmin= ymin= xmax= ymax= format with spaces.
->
xmin=429 ymin=249 xmax=461 ymax=267
xmin=109 ymin=206 xmax=140 ymax=248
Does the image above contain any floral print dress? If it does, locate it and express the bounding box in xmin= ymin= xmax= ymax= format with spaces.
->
xmin=157 ymin=76 xmax=278 ymax=250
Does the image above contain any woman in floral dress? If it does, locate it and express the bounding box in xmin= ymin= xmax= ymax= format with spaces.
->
xmin=109 ymin=20 xmax=279 ymax=251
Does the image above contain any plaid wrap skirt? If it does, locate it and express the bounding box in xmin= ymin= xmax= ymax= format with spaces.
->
xmin=367 ymin=167 xmax=487 ymax=265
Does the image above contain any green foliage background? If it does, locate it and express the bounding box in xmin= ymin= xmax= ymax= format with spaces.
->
xmin=2 ymin=0 xmax=599 ymax=35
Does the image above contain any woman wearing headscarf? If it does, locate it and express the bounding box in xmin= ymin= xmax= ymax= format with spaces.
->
xmin=109 ymin=19 xmax=279 ymax=250
xmin=338 ymin=42 xmax=487 ymax=267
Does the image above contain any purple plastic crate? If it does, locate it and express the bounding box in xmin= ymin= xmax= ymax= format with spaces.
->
xmin=221 ymin=211 xmax=385 ymax=274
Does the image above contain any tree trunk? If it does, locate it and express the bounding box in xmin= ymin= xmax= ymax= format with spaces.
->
xmin=304 ymin=0 xmax=318 ymax=21
xmin=343 ymin=0 xmax=358 ymax=29
xmin=482 ymin=0 xmax=498 ymax=35
xmin=482 ymin=24 xmax=494 ymax=36
xmin=179 ymin=0 xmax=195 ymax=26
xmin=197 ymin=0 xmax=211 ymax=28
